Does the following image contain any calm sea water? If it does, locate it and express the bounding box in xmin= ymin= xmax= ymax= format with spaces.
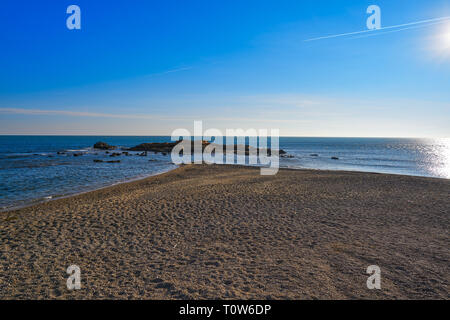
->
xmin=0 ymin=136 xmax=449 ymax=211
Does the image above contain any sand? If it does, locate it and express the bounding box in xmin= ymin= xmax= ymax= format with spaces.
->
xmin=0 ymin=164 xmax=449 ymax=299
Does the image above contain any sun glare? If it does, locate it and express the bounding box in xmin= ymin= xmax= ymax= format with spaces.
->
xmin=433 ymin=21 xmax=450 ymax=56
xmin=443 ymin=24 xmax=450 ymax=48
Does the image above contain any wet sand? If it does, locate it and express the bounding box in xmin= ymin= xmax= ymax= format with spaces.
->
xmin=0 ymin=164 xmax=449 ymax=299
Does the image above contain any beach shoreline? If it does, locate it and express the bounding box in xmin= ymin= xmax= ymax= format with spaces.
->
xmin=2 ymin=163 xmax=448 ymax=214
xmin=1 ymin=164 xmax=449 ymax=299
xmin=0 ymin=166 xmax=178 ymax=214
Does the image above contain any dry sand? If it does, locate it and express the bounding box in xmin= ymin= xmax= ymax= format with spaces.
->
xmin=0 ymin=164 xmax=449 ymax=299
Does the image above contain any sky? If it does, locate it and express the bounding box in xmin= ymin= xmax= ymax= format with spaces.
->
xmin=0 ymin=0 xmax=449 ymax=137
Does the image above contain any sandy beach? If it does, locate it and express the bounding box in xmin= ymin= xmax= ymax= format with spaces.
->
xmin=0 ymin=164 xmax=448 ymax=299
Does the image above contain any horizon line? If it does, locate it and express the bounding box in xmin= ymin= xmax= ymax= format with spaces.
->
xmin=0 ymin=134 xmax=446 ymax=139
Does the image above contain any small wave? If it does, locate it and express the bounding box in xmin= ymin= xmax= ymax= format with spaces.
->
xmin=353 ymin=157 xmax=416 ymax=163
xmin=1 ymin=153 xmax=35 ymax=159
xmin=0 ymin=161 xmax=70 ymax=170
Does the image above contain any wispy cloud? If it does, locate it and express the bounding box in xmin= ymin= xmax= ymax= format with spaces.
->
xmin=0 ymin=108 xmax=160 ymax=119
xmin=146 ymin=66 xmax=193 ymax=77
xmin=0 ymin=107 xmax=308 ymax=124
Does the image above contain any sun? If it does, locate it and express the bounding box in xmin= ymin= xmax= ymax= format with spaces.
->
xmin=442 ymin=23 xmax=450 ymax=49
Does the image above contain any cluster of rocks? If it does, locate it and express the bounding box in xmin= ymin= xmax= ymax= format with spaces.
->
xmin=125 ymin=140 xmax=286 ymax=156
xmin=92 ymin=140 xmax=288 ymax=161
xmin=126 ymin=141 xmax=183 ymax=153
xmin=92 ymin=141 xmax=157 ymax=163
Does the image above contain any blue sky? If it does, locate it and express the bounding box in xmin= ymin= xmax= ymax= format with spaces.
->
xmin=0 ymin=0 xmax=449 ymax=136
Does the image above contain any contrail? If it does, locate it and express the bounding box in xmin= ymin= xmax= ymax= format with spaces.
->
xmin=349 ymin=20 xmax=449 ymax=40
xmin=304 ymin=16 xmax=450 ymax=42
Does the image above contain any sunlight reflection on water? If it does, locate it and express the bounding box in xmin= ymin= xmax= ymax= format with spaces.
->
xmin=428 ymin=138 xmax=450 ymax=179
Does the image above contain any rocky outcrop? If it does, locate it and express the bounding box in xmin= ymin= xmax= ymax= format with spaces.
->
xmin=93 ymin=141 xmax=116 ymax=150
xmin=127 ymin=140 xmax=286 ymax=156
xmin=127 ymin=141 xmax=184 ymax=153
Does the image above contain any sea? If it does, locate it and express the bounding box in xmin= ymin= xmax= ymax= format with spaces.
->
xmin=0 ymin=136 xmax=449 ymax=211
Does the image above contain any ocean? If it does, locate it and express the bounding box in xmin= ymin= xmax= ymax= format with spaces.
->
xmin=0 ymin=136 xmax=449 ymax=211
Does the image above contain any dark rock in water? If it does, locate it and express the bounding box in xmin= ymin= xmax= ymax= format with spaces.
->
xmin=73 ymin=153 xmax=83 ymax=157
xmin=127 ymin=141 xmax=180 ymax=153
xmin=310 ymin=154 xmax=319 ymax=157
xmin=281 ymin=154 xmax=294 ymax=158
xmin=109 ymin=152 xmax=121 ymax=157
xmin=106 ymin=160 xmax=120 ymax=163
xmin=93 ymin=141 xmax=116 ymax=150
xmin=93 ymin=159 xmax=103 ymax=163
xmin=137 ymin=151 xmax=148 ymax=156
xmin=331 ymin=156 xmax=339 ymax=160
xmin=162 ymin=152 xmax=167 ymax=156
xmin=122 ymin=151 xmax=130 ymax=156
xmin=57 ymin=151 xmax=65 ymax=155
xmin=279 ymin=149 xmax=287 ymax=155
